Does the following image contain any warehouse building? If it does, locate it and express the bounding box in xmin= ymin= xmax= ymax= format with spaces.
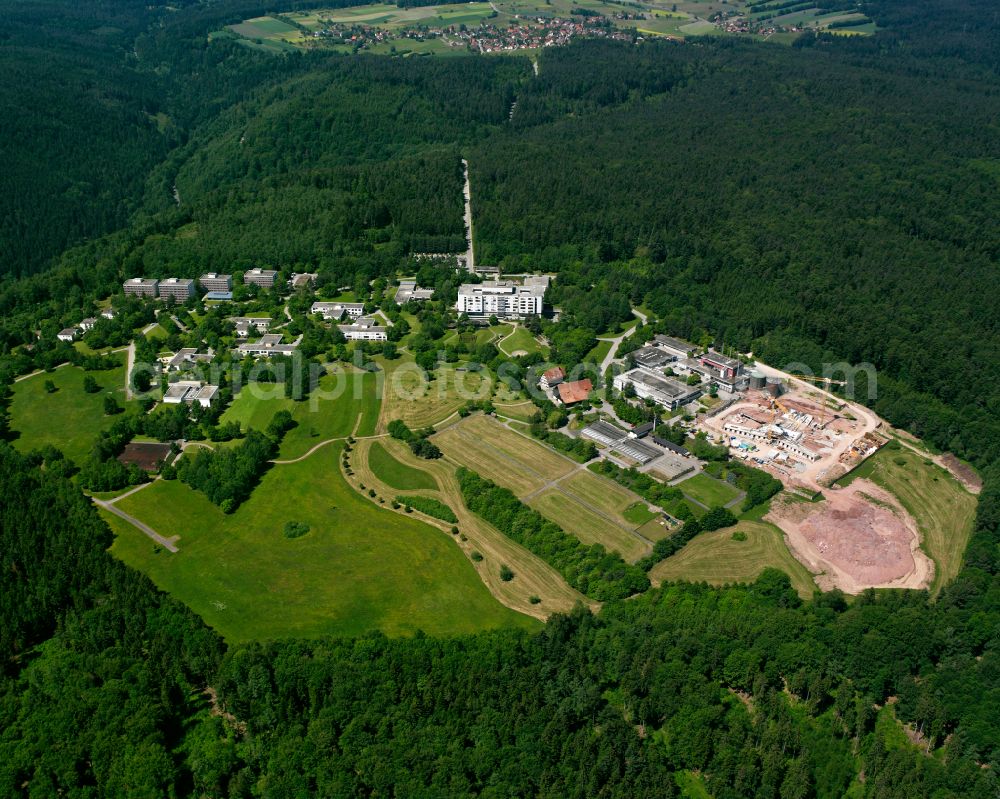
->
xmin=613 ymin=367 xmax=701 ymax=410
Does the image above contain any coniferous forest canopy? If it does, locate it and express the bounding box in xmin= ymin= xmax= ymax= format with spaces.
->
xmin=1 ymin=0 xmax=1000 ymax=795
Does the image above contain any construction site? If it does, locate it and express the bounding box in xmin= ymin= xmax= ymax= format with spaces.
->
xmin=699 ymin=379 xmax=887 ymax=491
xmin=696 ymin=373 xmax=933 ymax=594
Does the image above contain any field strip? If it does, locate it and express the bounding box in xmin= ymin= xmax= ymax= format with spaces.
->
xmin=350 ymin=437 xmax=591 ymax=618
xmin=528 ymin=489 xmax=650 ymax=562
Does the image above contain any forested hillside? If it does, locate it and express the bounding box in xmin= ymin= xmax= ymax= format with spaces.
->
xmin=1 ymin=0 xmax=999 ymax=795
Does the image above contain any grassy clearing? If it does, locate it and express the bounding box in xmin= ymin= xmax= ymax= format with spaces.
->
xmin=497 ymin=325 xmax=546 ymax=357
xmin=560 ymin=470 xmax=646 ymax=526
xmin=585 ymin=338 xmax=613 ymax=365
xmin=678 ymin=472 xmax=742 ymax=507
xmin=8 ymin=356 xmax=135 ymax=464
xmin=651 ymin=521 xmax=818 ymax=599
xmin=352 ymin=436 xmax=591 ymax=617
xmin=434 ymin=424 xmax=542 ymax=495
xmin=221 ymin=368 xmax=378 ymax=459
xmin=109 ymin=444 xmax=536 ymax=641
xmin=368 ymin=440 xmax=437 ymax=490
xmin=528 ymin=490 xmax=649 ymax=562
xmin=377 ymin=356 xmax=485 ymax=432
xmin=838 ymin=442 xmax=977 ymax=595
xmin=624 ymin=502 xmax=657 ymax=525
xmin=461 ymin=415 xmax=575 ymax=479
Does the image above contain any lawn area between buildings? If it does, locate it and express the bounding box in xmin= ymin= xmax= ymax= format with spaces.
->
xmin=650 ymin=521 xmax=819 ymax=599
xmin=108 ymin=443 xmax=537 ymax=641
xmin=837 ymin=441 xmax=977 ymax=595
xmin=8 ymin=355 xmax=135 ymax=464
xmin=221 ymin=368 xmax=379 ymax=459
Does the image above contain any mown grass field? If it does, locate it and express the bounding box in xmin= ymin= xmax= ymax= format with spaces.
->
xmin=377 ymin=356 xmax=484 ymax=432
xmin=221 ymin=368 xmax=378 ymax=459
xmin=678 ymin=472 xmax=742 ymax=507
xmin=109 ymin=444 xmax=537 ymax=641
xmin=651 ymin=521 xmax=818 ymax=599
xmin=349 ymin=437 xmax=591 ymax=617
xmin=529 ymin=489 xmax=649 ymax=562
xmin=434 ymin=415 xmax=654 ymax=561
xmin=838 ymin=442 xmax=977 ymax=595
xmin=368 ymin=440 xmax=437 ymax=490
xmin=8 ymin=356 xmax=135 ymax=463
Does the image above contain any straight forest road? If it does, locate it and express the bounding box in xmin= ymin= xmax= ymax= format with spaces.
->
xmin=462 ymin=158 xmax=475 ymax=272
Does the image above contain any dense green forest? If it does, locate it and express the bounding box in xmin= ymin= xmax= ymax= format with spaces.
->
xmin=1 ymin=0 xmax=1000 ymax=794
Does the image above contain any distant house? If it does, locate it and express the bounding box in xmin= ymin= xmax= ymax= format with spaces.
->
xmin=163 ymin=381 xmax=219 ymax=407
xmin=290 ymin=272 xmax=318 ymax=289
xmin=78 ymin=317 xmax=98 ymax=332
xmin=338 ymin=316 xmax=388 ymax=341
xmin=311 ymin=302 xmax=365 ymax=321
xmin=394 ymin=280 xmax=434 ymax=304
xmin=57 ymin=327 xmax=78 ymax=343
xmin=100 ymin=308 xmax=117 ymax=320
xmin=229 ymin=317 xmax=271 ymax=338
xmin=235 ymin=334 xmax=298 ymax=357
xmin=557 ymin=378 xmax=593 ymax=405
xmin=165 ymin=348 xmax=213 ymax=372
xmin=540 ymin=366 xmax=565 ymax=389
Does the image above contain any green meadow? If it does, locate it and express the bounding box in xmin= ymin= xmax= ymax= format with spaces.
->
xmin=108 ymin=444 xmax=537 ymax=641
xmin=8 ymin=356 xmax=135 ymax=463
xmin=221 ymin=368 xmax=380 ymax=459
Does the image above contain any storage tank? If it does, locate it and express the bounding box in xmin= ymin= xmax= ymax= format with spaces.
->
xmin=765 ymin=377 xmax=784 ymax=397
xmin=749 ymin=370 xmax=766 ymax=390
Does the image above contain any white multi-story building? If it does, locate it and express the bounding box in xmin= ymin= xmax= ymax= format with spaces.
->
xmin=243 ymin=268 xmax=278 ymax=288
xmin=199 ymin=273 xmax=232 ymax=292
xmin=123 ymin=277 xmax=159 ymax=298
xmin=158 ymin=278 xmax=196 ymax=303
xmin=455 ymin=279 xmax=545 ymax=319
xmin=338 ymin=317 xmax=388 ymax=341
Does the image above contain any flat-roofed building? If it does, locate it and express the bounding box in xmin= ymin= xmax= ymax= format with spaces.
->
xmin=243 ymin=268 xmax=278 ymax=288
xmin=229 ymin=317 xmax=271 ymax=337
xmin=614 ymin=367 xmax=701 ymax=410
xmin=338 ymin=316 xmax=388 ymax=341
xmin=203 ymin=290 xmax=233 ymax=302
xmin=394 ymin=280 xmax=434 ymax=304
xmin=234 ymin=333 xmax=299 ymax=357
xmin=199 ymin=273 xmax=232 ymax=292
xmin=311 ymin=302 xmax=364 ymax=321
xmin=163 ymin=381 xmax=220 ymax=407
xmin=700 ymin=349 xmax=744 ymax=381
xmin=580 ymin=420 xmax=628 ymax=447
xmin=632 ymin=346 xmax=674 ymax=369
xmin=158 ymin=277 xmax=195 ymax=303
xmin=123 ymin=277 xmax=159 ymax=298
xmin=653 ymin=335 xmax=696 ymax=360
xmin=456 ymin=279 xmax=545 ymax=319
